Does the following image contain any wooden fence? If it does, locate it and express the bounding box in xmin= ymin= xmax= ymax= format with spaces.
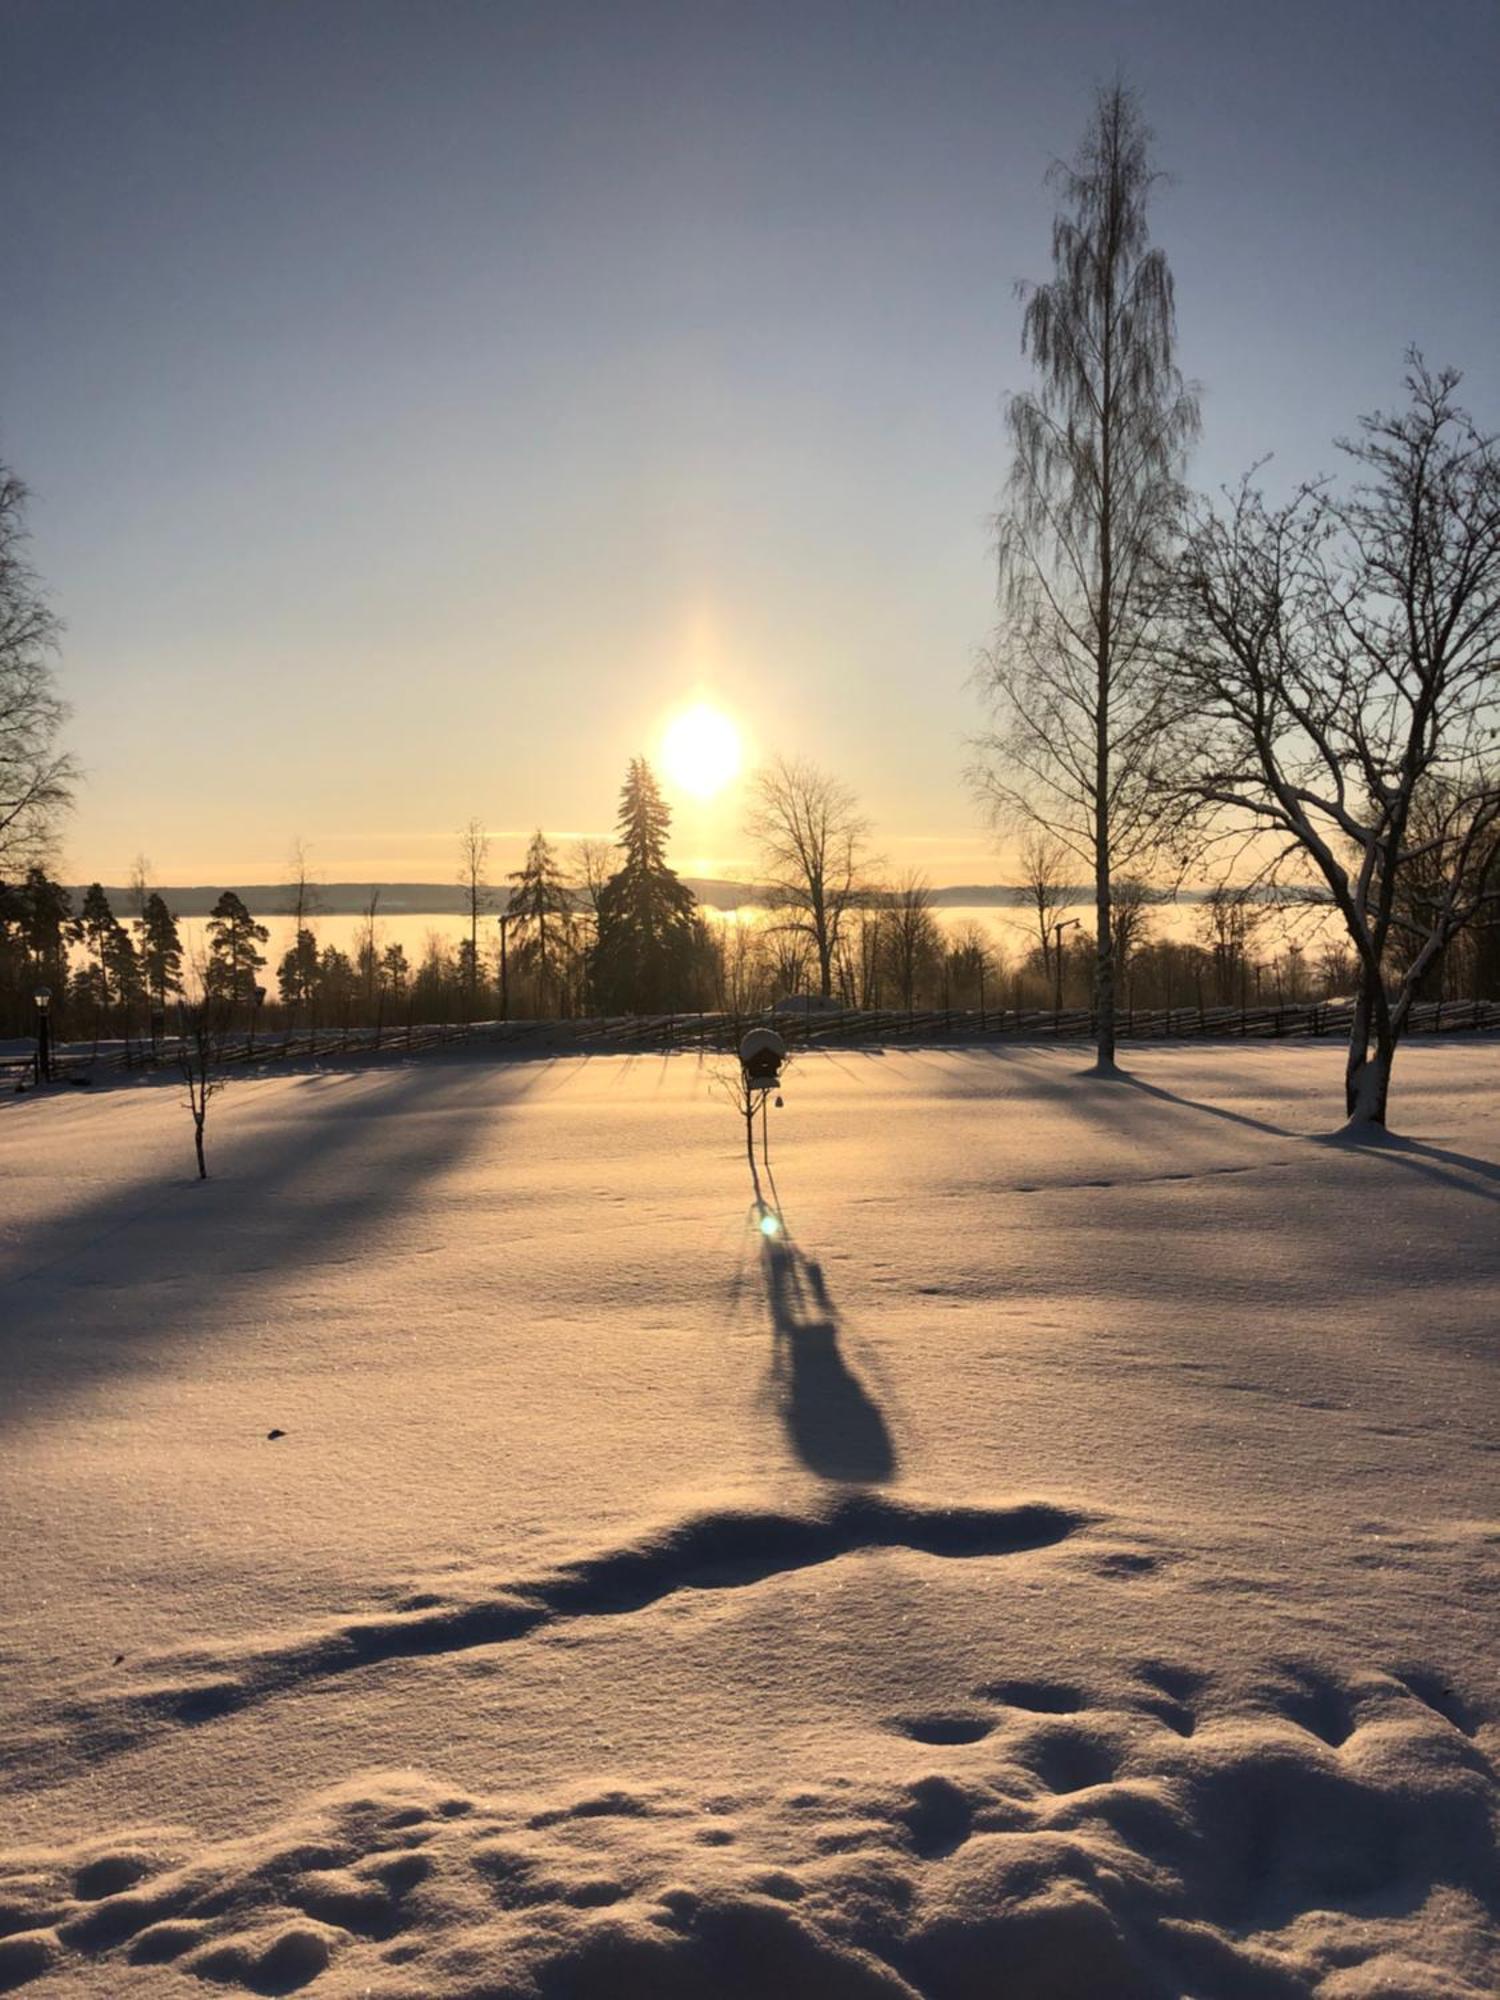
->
xmin=6 ymin=995 xmax=1498 ymax=1089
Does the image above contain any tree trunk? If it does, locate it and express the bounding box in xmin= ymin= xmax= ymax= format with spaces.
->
xmin=194 ymin=1113 xmax=207 ymax=1179
xmin=1345 ymin=1031 xmax=1394 ymax=1126
xmin=1094 ymin=845 xmax=1115 ymax=1068
xmin=1344 ymin=970 xmax=1395 ymax=1125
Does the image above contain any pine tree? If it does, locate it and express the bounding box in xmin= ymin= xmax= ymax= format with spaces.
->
xmin=592 ymin=759 xmax=699 ymax=1012
xmin=139 ymin=893 xmax=184 ymax=1011
xmin=104 ymin=923 xmax=144 ymax=1012
xmin=78 ymin=883 xmax=119 ymax=1001
xmin=380 ymin=941 xmax=410 ymax=1000
xmin=508 ymin=829 xmax=572 ymax=1015
xmin=205 ymin=890 xmax=269 ymax=1009
xmin=277 ymin=927 xmax=320 ymax=1012
xmin=21 ymin=866 xmax=72 ymax=994
xmin=317 ymin=944 xmax=357 ymax=1015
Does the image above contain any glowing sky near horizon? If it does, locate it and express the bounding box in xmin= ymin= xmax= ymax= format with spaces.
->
xmin=2 ymin=0 xmax=1496 ymax=889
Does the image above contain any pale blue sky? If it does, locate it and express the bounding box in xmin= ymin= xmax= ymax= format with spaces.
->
xmin=3 ymin=0 xmax=1496 ymax=884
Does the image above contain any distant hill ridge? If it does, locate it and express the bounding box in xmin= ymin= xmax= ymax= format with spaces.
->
xmin=66 ymin=881 xmax=1105 ymax=917
xmin=63 ymin=881 xmax=1255 ymax=917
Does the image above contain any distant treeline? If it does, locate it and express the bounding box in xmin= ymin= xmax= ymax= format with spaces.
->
xmin=7 ymin=745 xmax=1494 ymax=1046
xmin=50 ymin=880 xmax=1248 ymax=916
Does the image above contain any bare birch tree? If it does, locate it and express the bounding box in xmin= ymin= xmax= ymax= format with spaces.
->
xmin=880 ymin=872 xmax=941 ymax=1011
xmin=1161 ymin=360 xmax=1500 ymax=1125
xmin=973 ymin=83 xmax=1199 ymax=1070
xmin=746 ymin=755 xmax=871 ymax=1000
xmin=1014 ymin=830 xmax=1072 ymax=996
xmin=356 ymin=887 xmax=382 ymax=1016
xmin=0 ymin=467 xmax=73 ymax=867
xmin=456 ymin=819 xmax=491 ymax=1015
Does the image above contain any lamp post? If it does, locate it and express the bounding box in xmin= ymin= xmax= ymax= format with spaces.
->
xmin=33 ymin=984 xmax=52 ymax=1084
xmin=1053 ymin=918 xmax=1080 ymax=1022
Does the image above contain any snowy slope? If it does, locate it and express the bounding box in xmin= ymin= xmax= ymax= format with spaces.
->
xmin=1 ymin=1043 xmax=1496 ymax=1997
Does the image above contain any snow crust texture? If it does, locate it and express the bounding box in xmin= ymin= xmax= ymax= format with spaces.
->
xmin=1 ymin=1044 xmax=1496 ymax=1996
xmin=3 ymin=1675 xmax=1495 ymax=1998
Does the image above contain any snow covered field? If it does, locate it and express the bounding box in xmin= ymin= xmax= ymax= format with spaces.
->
xmin=2 ymin=1042 xmax=1496 ymax=1998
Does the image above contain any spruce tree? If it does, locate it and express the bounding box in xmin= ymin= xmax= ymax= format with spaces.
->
xmin=592 ymin=759 xmax=699 ymax=1012
xmin=508 ymin=830 xmax=572 ymax=1015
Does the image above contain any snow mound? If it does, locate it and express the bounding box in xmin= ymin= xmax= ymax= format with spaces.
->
xmin=34 ymin=1495 xmax=1086 ymax=1776
xmin=3 ymin=1676 xmax=1495 ymax=1998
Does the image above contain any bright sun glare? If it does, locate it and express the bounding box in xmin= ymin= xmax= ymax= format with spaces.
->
xmin=660 ymin=701 xmax=743 ymax=802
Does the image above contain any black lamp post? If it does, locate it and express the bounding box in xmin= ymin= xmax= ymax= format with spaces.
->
xmin=34 ymin=984 xmax=52 ymax=1084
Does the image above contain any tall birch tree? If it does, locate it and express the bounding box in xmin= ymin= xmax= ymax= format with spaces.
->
xmin=974 ymin=83 xmax=1198 ymax=1070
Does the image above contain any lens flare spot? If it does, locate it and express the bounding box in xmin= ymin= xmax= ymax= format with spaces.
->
xmin=759 ymin=1211 xmax=782 ymax=1238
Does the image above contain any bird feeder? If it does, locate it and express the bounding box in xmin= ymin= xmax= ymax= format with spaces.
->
xmin=739 ymin=1027 xmax=787 ymax=1094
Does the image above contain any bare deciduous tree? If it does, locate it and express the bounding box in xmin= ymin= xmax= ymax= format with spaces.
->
xmin=746 ymin=755 xmax=871 ymax=1000
xmin=179 ymin=995 xmax=226 ymax=1180
xmin=1162 ymin=360 xmax=1500 ymax=1125
xmin=972 ymin=83 xmax=1199 ymax=1070
xmin=880 ymin=871 xmax=941 ymax=1012
xmin=1013 ymin=830 xmax=1072 ymax=995
xmin=278 ymin=839 xmax=323 ymax=1019
xmin=1196 ymin=884 xmax=1269 ymax=1009
xmin=0 ymin=468 xmax=73 ymax=867
xmin=456 ymin=819 xmax=491 ymax=1015
xmin=357 ymin=887 xmax=382 ymax=1015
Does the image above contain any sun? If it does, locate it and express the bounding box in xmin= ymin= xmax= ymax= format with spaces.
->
xmin=660 ymin=700 xmax=743 ymax=801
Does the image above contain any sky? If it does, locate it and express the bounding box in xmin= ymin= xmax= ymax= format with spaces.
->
xmin=2 ymin=0 xmax=1497 ymax=890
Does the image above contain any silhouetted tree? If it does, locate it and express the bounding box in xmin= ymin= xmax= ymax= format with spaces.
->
xmin=76 ymin=883 xmax=142 ymax=1036
xmin=78 ymin=882 xmax=117 ymax=993
xmin=355 ymin=888 xmax=382 ymax=1013
xmin=1162 ymin=360 xmax=1500 ymax=1123
xmin=139 ymin=893 xmax=184 ymax=1012
xmin=456 ymin=819 xmax=491 ymax=1016
xmin=746 ymin=754 xmax=871 ymax=1000
xmin=205 ymin=890 xmax=268 ymax=1010
xmin=946 ymin=923 xmax=1001 ymax=1010
xmin=380 ymin=940 xmax=410 ymax=1001
xmin=1015 ymin=831 xmax=1071 ymax=998
xmin=19 ymin=865 xmax=71 ymax=1000
xmin=509 ymin=830 xmax=572 ymax=1015
xmin=277 ymin=927 xmax=320 ymax=1011
xmin=0 ymin=466 xmax=74 ymax=868
xmin=317 ymin=943 xmax=358 ymax=1017
xmin=593 ymin=758 xmax=699 ymax=1012
xmin=178 ymin=996 xmax=226 ymax=1179
xmin=277 ymin=839 xmax=321 ymax=1017
xmin=974 ymin=83 xmax=1199 ymax=1070
xmin=881 ymin=872 xmax=942 ymax=1010
xmin=1196 ymin=885 xmax=1267 ymax=1009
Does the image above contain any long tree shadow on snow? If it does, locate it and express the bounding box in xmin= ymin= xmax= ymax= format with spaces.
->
xmin=0 ymin=1058 xmax=553 ymax=1431
xmin=758 ymin=1213 xmax=897 ymax=1486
